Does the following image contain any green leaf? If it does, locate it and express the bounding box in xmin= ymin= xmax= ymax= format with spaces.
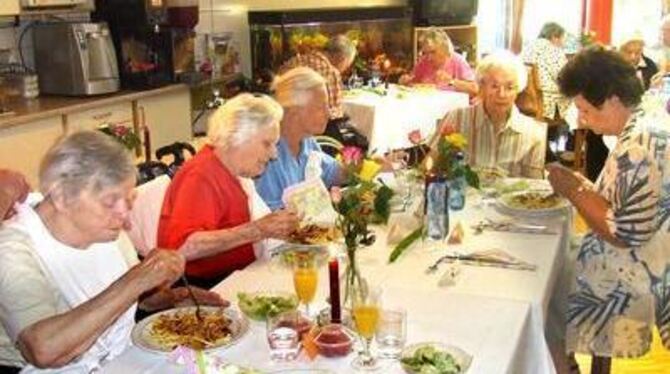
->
xmin=464 ymin=167 xmax=480 ymax=189
xmin=388 ymin=225 xmax=424 ymax=263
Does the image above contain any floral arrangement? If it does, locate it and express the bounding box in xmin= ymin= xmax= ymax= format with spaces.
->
xmin=331 ymin=146 xmax=393 ymax=306
xmin=98 ymin=123 xmax=141 ymax=151
xmin=428 ymin=123 xmax=479 ymax=188
xmin=579 ymin=29 xmax=598 ymax=48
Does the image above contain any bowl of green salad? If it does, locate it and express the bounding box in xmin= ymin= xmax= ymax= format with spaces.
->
xmin=237 ymin=291 xmax=299 ymax=321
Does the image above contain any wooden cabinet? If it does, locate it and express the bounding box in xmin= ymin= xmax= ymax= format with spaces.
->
xmin=0 ymin=0 xmax=20 ymax=16
xmin=0 ymin=85 xmax=192 ymax=183
xmin=64 ymin=102 xmax=134 ymax=133
xmin=135 ymin=86 xmax=191 ymax=152
xmin=0 ymin=116 xmax=63 ymax=187
xmin=414 ymin=25 xmax=478 ymax=67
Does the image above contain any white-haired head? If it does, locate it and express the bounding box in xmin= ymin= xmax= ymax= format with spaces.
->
xmin=476 ymin=51 xmax=527 ymax=93
xmin=207 ymin=93 xmax=283 ymax=149
xmin=419 ymin=28 xmax=455 ymax=55
xmin=272 ymin=67 xmax=327 ymax=108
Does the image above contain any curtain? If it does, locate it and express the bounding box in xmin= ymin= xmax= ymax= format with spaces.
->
xmin=588 ymin=0 xmax=614 ymax=44
xmin=509 ymin=0 xmax=526 ymax=53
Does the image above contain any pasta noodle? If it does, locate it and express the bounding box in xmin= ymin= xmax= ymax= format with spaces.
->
xmin=150 ymin=309 xmax=233 ymax=350
xmin=506 ymin=192 xmax=560 ymax=210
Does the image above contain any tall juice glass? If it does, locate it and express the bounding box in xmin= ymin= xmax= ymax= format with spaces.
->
xmin=352 ymin=286 xmax=382 ymax=371
xmin=293 ymin=256 xmax=318 ymax=316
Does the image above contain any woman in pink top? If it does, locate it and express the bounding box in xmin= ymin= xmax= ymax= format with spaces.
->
xmin=400 ymin=28 xmax=478 ymax=95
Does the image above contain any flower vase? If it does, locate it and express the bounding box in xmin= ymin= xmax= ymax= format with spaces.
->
xmin=341 ymin=246 xmax=368 ymax=312
xmin=425 ymin=174 xmax=450 ymax=241
xmin=448 ymin=177 xmax=466 ymax=211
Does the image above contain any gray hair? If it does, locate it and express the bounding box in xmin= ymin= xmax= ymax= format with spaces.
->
xmin=207 ymin=93 xmax=283 ymax=149
xmin=39 ymin=131 xmax=136 ymax=200
xmin=538 ymin=22 xmax=565 ymax=40
xmin=476 ymin=51 xmax=528 ymax=93
xmin=272 ymin=67 xmax=327 ymax=108
xmin=419 ymin=28 xmax=455 ymax=55
xmin=324 ymin=35 xmax=357 ymax=64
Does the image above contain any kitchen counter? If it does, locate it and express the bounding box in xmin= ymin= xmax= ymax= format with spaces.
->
xmin=0 ymin=84 xmax=189 ymax=130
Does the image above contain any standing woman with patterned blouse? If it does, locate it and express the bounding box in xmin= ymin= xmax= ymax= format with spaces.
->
xmin=547 ymin=47 xmax=670 ymax=368
xmin=522 ymin=22 xmax=570 ymax=121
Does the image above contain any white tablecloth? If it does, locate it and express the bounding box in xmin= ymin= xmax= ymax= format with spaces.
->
xmin=102 ymin=190 xmax=569 ymax=374
xmin=343 ymin=86 xmax=470 ymax=153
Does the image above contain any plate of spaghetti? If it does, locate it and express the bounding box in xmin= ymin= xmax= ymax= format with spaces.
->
xmin=132 ymin=306 xmax=249 ymax=353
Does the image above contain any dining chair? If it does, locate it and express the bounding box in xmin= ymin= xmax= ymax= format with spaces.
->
xmin=126 ymin=174 xmax=171 ymax=257
xmin=315 ymin=135 xmax=344 ymax=154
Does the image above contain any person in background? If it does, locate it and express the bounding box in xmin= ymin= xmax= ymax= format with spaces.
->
xmin=618 ymin=33 xmax=658 ymax=90
xmin=399 ymin=28 xmax=478 ymax=96
xmin=157 ymin=93 xmax=299 ymax=289
xmin=280 ymin=34 xmax=369 ymax=154
xmin=647 ymin=14 xmax=670 ymax=75
xmin=255 ymin=67 xmax=344 ymax=211
xmin=0 ymin=169 xmax=29 ymax=220
xmin=0 ymin=131 xmax=224 ymax=374
xmin=522 ymin=22 xmax=570 ymax=121
xmin=550 ymin=46 xmax=670 ymax=369
xmin=430 ymin=51 xmax=546 ymax=178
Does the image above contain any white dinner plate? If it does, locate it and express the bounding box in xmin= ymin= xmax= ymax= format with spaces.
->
xmin=497 ymin=190 xmax=570 ymax=217
xmin=131 ymin=306 xmax=249 ymax=354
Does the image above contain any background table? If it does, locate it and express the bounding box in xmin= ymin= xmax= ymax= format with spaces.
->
xmin=343 ymin=86 xmax=470 ymax=153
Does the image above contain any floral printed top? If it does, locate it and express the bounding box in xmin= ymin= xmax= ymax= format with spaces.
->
xmin=567 ymin=103 xmax=670 ymax=357
xmin=522 ymin=38 xmax=570 ymax=119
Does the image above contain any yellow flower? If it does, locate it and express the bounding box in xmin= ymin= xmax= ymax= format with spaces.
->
xmin=444 ymin=133 xmax=467 ymax=149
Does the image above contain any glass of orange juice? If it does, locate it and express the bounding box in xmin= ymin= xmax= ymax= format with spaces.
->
xmin=352 ymin=286 xmax=382 ymax=371
xmin=293 ymin=256 xmax=318 ymax=317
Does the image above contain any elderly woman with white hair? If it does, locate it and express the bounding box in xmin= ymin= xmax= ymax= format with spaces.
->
xmin=431 ymin=51 xmax=547 ymax=178
xmin=157 ymin=93 xmax=299 ymax=289
xmin=618 ymin=33 xmax=658 ymax=90
xmin=399 ymin=28 xmax=478 ymax=95
xmin=0 ymin=131 xmax=227 ymax=373
xmin=255 ymin=67 xmax=345 ymax=211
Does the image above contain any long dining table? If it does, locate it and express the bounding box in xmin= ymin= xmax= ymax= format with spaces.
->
xmin=102 ymin=182 xmax=570 ymax=374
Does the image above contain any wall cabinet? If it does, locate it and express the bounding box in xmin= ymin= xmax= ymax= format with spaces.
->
xmin=0 ymin=1 xmax=20 ymax=16
xmin=64 ymin=102 xmax=134 ymax=133
xmin=0 ymin=85 xmax=192 ymax=185
xmin=0 ymin=116 xmax=64 ymax=186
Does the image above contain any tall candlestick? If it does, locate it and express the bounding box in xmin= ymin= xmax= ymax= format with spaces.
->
xmin=328 ymin=258 xmax=341 ymax=324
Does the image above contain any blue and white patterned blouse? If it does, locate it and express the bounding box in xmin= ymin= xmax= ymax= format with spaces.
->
xmin=567 ymin=102 xmax=670 ymax=357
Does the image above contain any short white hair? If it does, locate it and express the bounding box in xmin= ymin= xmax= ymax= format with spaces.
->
xmin=39 ymin=131 xmax=135 ymax=199
xmin=207 ymin=93 xmax=283 ymax=149
xmin=476 ymin=50 xmax=527 ymax=93
xmin=271 ymin=67 xmax=327 ymax=108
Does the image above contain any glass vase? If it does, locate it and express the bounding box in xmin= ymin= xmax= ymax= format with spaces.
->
xmin=341 ymin=246 xmax=368 ymax=313
xmin=448 ymin=177 xmax=466 ymax=211
xmin=424 ymin=175 xmax=450 ymax=241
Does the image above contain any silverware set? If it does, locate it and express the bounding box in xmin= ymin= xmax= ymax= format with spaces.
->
xmin=471 ymin=218 xmax=556 ymax=235
xmin=426 ymin=250 xmax=537 ymax=273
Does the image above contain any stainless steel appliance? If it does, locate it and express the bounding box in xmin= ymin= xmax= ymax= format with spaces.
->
xmin=33 ymin=22 xmax=120 ymax=96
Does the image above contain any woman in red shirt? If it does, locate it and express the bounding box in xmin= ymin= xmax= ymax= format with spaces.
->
xmin=157 ymin=93 xmax=299 ymax=288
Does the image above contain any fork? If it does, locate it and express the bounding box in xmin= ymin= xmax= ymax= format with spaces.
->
xmin=181 ymin=275 xmax=203 ymax=321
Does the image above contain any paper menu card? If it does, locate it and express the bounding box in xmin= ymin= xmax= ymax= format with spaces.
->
xmin=282 ymin=178 xmax=338 ymax=227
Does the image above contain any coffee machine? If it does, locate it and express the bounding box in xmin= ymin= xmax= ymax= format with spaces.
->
xmin=33 ymin=22 xmax=120 ymax=96
xmin=92 ymin=0 xmax=198 ymax=89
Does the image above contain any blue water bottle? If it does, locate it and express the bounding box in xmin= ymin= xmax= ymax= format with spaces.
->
xmin=425 ymin=173 xmax=449 ymax=241
xmin=448 ymin=152 xmax=466 ymax=211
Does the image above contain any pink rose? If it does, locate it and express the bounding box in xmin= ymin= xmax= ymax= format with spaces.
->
xmin=408 ymin=129 xmax=422 ymax=145
xmin=440 ymin=122 xmax=457 ymax=136
xmin=330 ymin=187 xmax=342 ymax=204
xmin=341 ymin=146 xmax=363 ymax=165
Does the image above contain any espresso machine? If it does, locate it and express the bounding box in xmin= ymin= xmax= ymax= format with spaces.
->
xmin=92 ymin=0 xmax=198 ymax=89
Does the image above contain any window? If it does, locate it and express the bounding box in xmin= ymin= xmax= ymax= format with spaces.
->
xmin=611 ymin=0 xmax=662 ymax=47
